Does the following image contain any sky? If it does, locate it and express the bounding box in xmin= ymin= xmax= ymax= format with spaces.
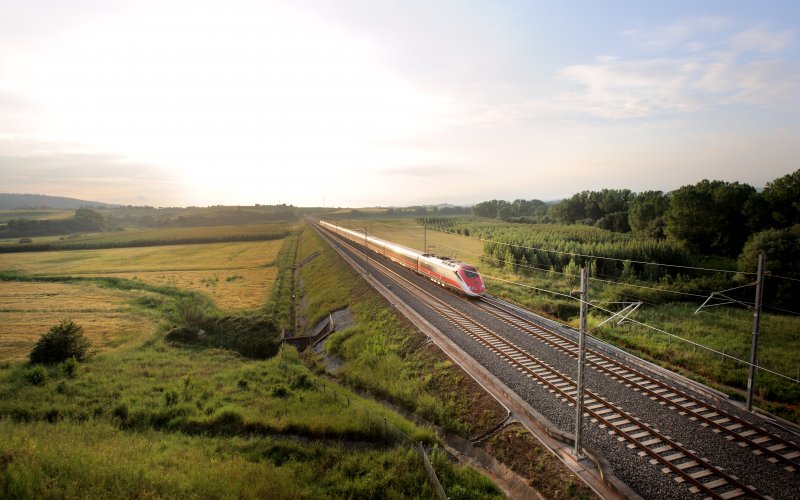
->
xmin=0 ymin=0 xmax=798 ymax=207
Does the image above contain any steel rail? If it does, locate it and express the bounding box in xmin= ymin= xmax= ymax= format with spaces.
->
xmin=478 ymin=295 xmax=800 ymax=473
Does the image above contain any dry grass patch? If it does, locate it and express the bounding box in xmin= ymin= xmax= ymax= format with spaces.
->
xmin=90 ymin=268 xmax=278 ymax=310
xmin=0 ymin=281 xmax=139 ymax=311
xmin=0 ymin=282 xmax=152 ymax=361
xmin=0 ymin=240 xmax=285 ymax=311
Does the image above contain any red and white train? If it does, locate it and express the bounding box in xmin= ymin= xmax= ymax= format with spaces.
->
xmin=318 ymin=219 xmax=486 ymax=297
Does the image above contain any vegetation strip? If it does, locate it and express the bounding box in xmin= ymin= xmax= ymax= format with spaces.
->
xmin=2 ymin=231 xmax=291 ymax=253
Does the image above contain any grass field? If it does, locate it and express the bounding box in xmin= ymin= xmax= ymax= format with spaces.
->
xmin=0 ymin=210 xmax=73 ymax=223
xmin=1 ymin=240 xmax=284 ymax=312
xmin=91 ymin=269 xmax=279 ymax=311
xmin=0 ymin=281 xmax=153 ymax=361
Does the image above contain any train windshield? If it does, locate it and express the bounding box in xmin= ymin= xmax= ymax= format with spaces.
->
xmin=463 ymin=268 xmax=479 ymax=278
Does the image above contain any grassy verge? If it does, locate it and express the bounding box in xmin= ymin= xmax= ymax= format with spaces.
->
xmin=265 ymin=230 xmax=300 ymax=332
xmin=482 ymin=423 xmax=596 ymax=500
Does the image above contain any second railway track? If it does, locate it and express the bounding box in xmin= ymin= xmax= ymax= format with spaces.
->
xmin=477 ymin=295 xmax=800 ymax=474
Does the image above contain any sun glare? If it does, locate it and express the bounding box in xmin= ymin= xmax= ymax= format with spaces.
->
xmin=6 ymin=1 xmax=448 ymax=203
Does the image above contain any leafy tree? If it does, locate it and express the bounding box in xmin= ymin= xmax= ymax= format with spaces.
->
xmin=473 ymin=199 xmax=501 ymax=218
xmin=762 ymin=168 xmax=800 ymax=228
xmin=594 ymin=211 xmax=630 ymax=232
xmin=549 ymin=193 xmax=587 ymax=224
xmin=497 ymin=204 xmax=513 ymax=221
xmin=473 ymin=198 xmax=549 ymax=221
xmin=75 ymin=208 xmax=104 ymax=226
xmin=738 ymin=226 xmax=800 ymax=309
xmin=30 ymin=319 xmax=92 ymax=364
xmin=742 ymin=191 xmax=771 ymax=233
xmin=549 ymin=189 xmax=633 ymax=230
xmin=595 ymin=189 xmax=633 ymax=218
xmin=664 ymin=180 xmax=755 ymax=256
xmin=629 ymin=190 xmax=668 ymax=239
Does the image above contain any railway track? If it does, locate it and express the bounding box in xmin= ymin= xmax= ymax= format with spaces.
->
xmin=477 ymin=296 xmax=800 ymax=474
xmin=314 ymin=220 xmax=786 ymax=498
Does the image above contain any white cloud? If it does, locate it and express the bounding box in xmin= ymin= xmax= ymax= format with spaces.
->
xmin=554 ymin=22 xmax=799 ymax=119
xmin=732 ymin=23 xmax=794 ymax=53
xmin=623 ymin=17 xmax=727 ymax=52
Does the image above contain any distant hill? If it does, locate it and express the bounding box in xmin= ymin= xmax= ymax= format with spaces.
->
xmin=0 ymin=193 xmax=120 ymax=210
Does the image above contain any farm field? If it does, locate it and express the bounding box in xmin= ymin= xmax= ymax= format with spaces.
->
xmin=0 ymin=209 xmax=74 ymax=223
xmin=0 ymin=281 xmax=153 ymax=361
xmin=0 ymin=222 xmax=293 ymax=247
xmin=1 ymin=240 xmax=283 ymax=311
xmin=0 ymin=238 xmax=286 ymax=362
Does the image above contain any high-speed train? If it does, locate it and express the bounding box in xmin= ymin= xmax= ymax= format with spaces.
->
xmin=318 ymin=219 xmax=486 ymax=297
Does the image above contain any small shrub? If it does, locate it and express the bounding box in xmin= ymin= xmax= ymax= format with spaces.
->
xmin=61 ymin=356 xmax=79 ymax=378
xmin=290 ymin=373 xmax=314 ymax=390
xmin=164 ymin=326 xmax=201 ymax=344
xmin=18 ymin=237 xmax=33 ymax=244
xmin=237 ymin=379 xmax=249 ymax=390
xmin=206 ymin=408 xmax=245 ymax=434
xmin=164 ymin=390 xmax=179 ymax=406
xmin=177 ymin=298 xmax=210 ymax=328
xmin=45 ymin=408 xmax=59 ymax=423
xmin=271 ymin=385 xmax=290 ymax=398
xmin=29 ymin=319 xmax=91 ymax=364
xmin=112 ymin=403 xmax=129 ymax=422
xmin=23 ymin=365 xmax=48 ymax=385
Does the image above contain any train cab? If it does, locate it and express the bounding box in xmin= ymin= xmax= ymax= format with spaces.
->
xmin=455 ymin=264 xmax=485 ymax=296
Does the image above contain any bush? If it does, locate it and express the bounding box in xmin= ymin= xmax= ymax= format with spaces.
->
xmin=271 ymin=385 xmax=290 ymax=398
xmin=61 ymin=356 xmax=80 ymax=378
xmin=29 ymin=319 xmax=91 ymax=364
xmin=23 ymin=365 xmax=48 ymax=385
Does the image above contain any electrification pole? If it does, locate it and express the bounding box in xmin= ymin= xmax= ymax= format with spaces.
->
xmin=424 ymin=225 xmax=427 ymax=253
xmin=574 ymin=267 xmax=589 ymax=457
xmin=746 ymin=252 xmax=766 ymax=411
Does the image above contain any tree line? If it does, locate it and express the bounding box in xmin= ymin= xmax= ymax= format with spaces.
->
xmin=1 ymin=208 xmax=118 ymax=238
xmin=458 ymin=169 xmax=800 ymax=308
xmin=472 ymin=169 xmax=800 ymax=259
